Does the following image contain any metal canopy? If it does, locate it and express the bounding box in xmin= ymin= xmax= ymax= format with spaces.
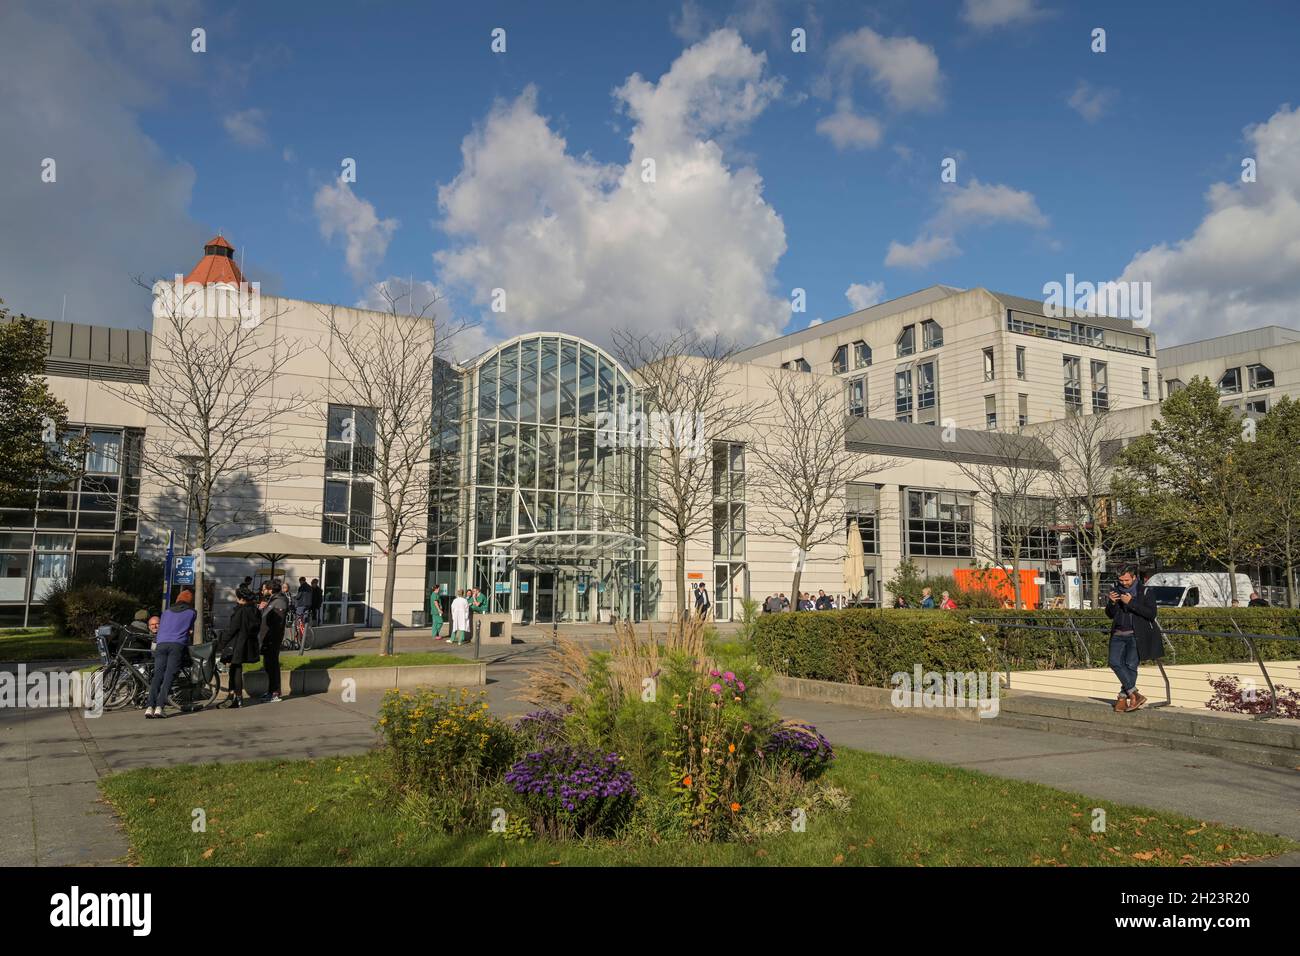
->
xmin=477 ymin=530 xmax=645 ymax=561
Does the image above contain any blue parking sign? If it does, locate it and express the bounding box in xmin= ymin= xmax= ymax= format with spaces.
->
xmin=174 ymin=555 xmax=195 ymax=586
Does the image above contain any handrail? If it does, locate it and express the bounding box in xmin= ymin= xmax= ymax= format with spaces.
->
xmin=967 ymin=616 xmax=1292 ymax=719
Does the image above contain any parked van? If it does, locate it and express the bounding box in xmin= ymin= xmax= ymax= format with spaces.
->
xmin=1142 ymin=572 xmax=1255 ymax=608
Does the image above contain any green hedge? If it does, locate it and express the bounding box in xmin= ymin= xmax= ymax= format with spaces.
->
xmin=966 ymin=608 xmax=1300 ymax=671
xmin=752 ymin=608 xmax=1300 ymax=686
xmin=752 ymin=609 xmax=999 ymax=686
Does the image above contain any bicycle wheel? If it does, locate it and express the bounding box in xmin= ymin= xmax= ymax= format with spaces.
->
xmin=298 ymin=619 xmax=313 ymax=655
xmin=101 ymin=664 xmax=137 ymax=711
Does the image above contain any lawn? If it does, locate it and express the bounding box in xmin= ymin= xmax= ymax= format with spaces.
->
xmin=242 ymin=651 xmax=466 ymax=672
xmin=98 ymin=747 xmax=1296 ymax=867
xmin=0 ymin=628 xmax=96 ymax=662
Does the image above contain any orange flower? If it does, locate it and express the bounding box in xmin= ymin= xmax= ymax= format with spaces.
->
xmin=682 ymin=775 xmax=692 ymax=788
xmin=728 ymin=743 xmax=736 ymax=754
xmin=730 ymin=802 xmax=741 ymax=812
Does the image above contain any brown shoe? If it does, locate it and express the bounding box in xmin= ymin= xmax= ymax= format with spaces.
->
xmin=1113 ymin=696 xmax=1129 ymax=713
xmin=1128 ymin=691 xmax=1147 ymax=711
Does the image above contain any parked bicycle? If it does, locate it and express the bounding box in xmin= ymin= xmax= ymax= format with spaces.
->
xmin=91 ymin=623 xmax=221 ymax=712
xmin=283 ymin=607 xmax=315 ymax=655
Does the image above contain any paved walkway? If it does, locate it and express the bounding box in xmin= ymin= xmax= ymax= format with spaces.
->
xmin=1 ymin=657 xmax=1296 ymax=865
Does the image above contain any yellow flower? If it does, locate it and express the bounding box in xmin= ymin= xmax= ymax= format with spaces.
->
xmin=728 ymin=743 xmax=735 ymax=754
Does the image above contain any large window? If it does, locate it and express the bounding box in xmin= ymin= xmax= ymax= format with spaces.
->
xmin=985 ymin=395 xmax=997 ymax=430
xmin=998 ymin=497 xmax=1058 ymax=562
xmin=831 ymin=345 xmax=848 ymax=375
xmin=1141 ymin=367 xmax=1151 ymax=400
xmin=921 ymin=319 xmax=943 ymax=350
xmin=916 ymin=360 xmax=937 ymax=425
xmin=906 ymin=489 xmax=974 ymax=557
xmin=983 ymin=348 xmax=995 ymax=382
xmin=895 ymin=368 xmax=913 ymax=421
xmin=1007 ymin=312 xmax=1151 ymax=356
xmin=1091 ymin=360 xmax=1109 ymax=412
xmin=845 ymin=482 xmax=878 ymax=555
xmin=853 ymin=341 xmax=872 ymax=368
xmin=712 ymin=442 xmax=746 ymax=561
xmin=327 ymin=404 xmax=376 ymax=474
xmin=1063 ymin=356 xmax=1082 ymax=413
xmin=896 ymin=325 xmax=915 ymax=358
xmin=1248 ymin=364 xmax=1274 ymax=390
xmin=1218 ymin=367 xmax=1242 ymax=395
xmin=1016 ymin=346 xmax=1026 ymax=380
xmin=846 ymin=376 xmax=866 ymax=418
xmin=322 ymin=478 xmax=372 ymax=546
xmin=781 ymin=358 xmax=811 ymax=373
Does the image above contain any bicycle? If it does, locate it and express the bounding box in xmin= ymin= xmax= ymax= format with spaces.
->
xmin=283 ymin=607 xmax=315 ymax=655
xmin=92 ymin=623 xmax=221 ymax=712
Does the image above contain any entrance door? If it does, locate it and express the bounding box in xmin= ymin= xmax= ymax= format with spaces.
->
xmin=535 ymin=572 xmax=555 ymax=623
xmin=517 ymin=570 xmax=534 ymax=624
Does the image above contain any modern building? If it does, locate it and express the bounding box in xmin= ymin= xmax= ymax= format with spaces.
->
xmin=2 ymin=238 xmax=1296 ymax=628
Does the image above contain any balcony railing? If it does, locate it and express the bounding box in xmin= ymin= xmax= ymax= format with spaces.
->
xmin=322 ymin=513 xmax=373 ymax=546
xmin=326 ymin=442 xmax=375 ymax=475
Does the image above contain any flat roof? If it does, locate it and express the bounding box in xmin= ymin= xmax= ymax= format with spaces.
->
xmin=845 ymin=417 xmax=1058 ymax=469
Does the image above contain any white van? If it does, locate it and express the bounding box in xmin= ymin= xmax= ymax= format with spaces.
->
xmin=1143 ymin=572 xmax=1256 ymax=608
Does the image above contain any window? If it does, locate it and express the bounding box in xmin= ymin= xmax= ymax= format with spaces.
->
xmin=1141 ymin=368 xmax=1151 ymax=400
xmin=831 ymin=345 xmax=848 ymax=375
xmin=917 ymin=361 xmax=937 ymax=415
xmin=1091 ymin=360 xmax=1109 ymax=412
xmin=1063 ymin=356 xmax=1082 ymax=413
xmin=983 ymin=348 xmax=995 ymax=382
xmin=712 ymin=442 xmax=745 ymax=560
xmin=1246 ymin=398 xmax=1269 ymax=415
xmin=895 ymin=369 xmax=913 ymax=421
xmin=1218 ymin=368 xmax=1242 ymax=395
xmin=1018 ymin=393 xmax=1029 ymax=427
xmin=1165 ymin=377 xmax=1185 ymax=397
xmin=782 ymin=358 xmax=811 ymax=373
xmin=846 ymin=376 xmax=866 ymax=418
xmin=896 ymin=325 xmax=915 ymax=358
xmin=921 ymin=319 xmax=943 ymax=350
xmin=1007 ymin=312 xmax=1151 ymax=356
xmin=1016 ymin=346 xmax=1026 ymax=380
xmin=85 ymin=432 xmax=122 ymax=474
xmin=322 ymin=478 xmax=372 ymax=547
xmin=906 ymin=489 xmax=974 ymax=557
xmin=985 ymin=395 xmax=997 ymax=430
xmin=853 ymin=341 xmax=872 ymax=368
xmin=327 ymin=404 xmax=376 ymax=474
xmin=998 ymin=497 xmax=1058 ymax=562
xmin=1248 ymin=364 xmax=1274 ymax=390
xmin=845 ymin=482 xmax=879 ymax=556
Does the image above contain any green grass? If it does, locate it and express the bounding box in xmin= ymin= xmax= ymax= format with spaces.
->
xmin=98 ymin=747 xmax=1297 ymax=867
xmin=242 ymin=651 xmax=466 ymax=672
xmin=0 ymin=628 xmax=96 ymax=662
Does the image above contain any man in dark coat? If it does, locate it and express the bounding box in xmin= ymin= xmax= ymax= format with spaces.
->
xmin=258 ymin=579 xmax=290 ymax=702
xmin=1104 ymin=565 xmax=1161 ymax=713
xmin=219 ymin=590 xmax=261 ymax=708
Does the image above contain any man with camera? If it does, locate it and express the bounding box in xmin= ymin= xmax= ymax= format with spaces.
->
xmin=1105 ymin=565 xmax=1161 ymax=713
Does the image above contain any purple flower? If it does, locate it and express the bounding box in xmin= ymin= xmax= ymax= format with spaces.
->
xmin=710 ymin=683 xmax=722 ymax=694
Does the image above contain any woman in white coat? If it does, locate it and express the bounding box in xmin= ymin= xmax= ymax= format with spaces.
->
xmin=449 ymin=589 xmax=471 ymax=646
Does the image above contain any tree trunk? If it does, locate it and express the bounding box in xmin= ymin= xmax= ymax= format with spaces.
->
xmin=381 ymin=538 xmax=398 ymax=656
xmin=1287 ymin=561 xmax=1297 ymax=609
xmin=193 ymin=524 xmax=206 ymax=647
xmin=790 ymin=569 xmax=803 ymax=609
xmin=675 ymin=537 xmax=687 ymax=622
xmin=1227 ymin=560 xmax=1239 ymax=604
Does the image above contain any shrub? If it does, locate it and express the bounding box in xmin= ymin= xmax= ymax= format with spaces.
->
xmin=760 ymin=721 xmax=835 ymax=779
xmin=513 ymin=709 xmax=569 ymax=748
xmin=505 ymin=746 xmax=639 ymax=837
xmin=376 ymin=688 xmax=517 ymax=831
xmin=43 ymin=581 xmax=142 ymax=640
xmin=105 ymin=553 xmax=167 ymax=610
xmin=884 ymin=559 xmax=1001 ymax=609
xmin=752 ymin=608 xmax=1000 ymax=686
xmin=1205 ymin=675 xmax=1300 ymax=719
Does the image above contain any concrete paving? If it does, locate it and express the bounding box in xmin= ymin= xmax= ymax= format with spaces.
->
xmin=1 ymin=656 xmax=1296 ymax=865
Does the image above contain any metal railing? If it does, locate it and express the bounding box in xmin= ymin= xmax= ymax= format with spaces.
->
xmin=967 ymin=616 xmax=1299 ymax=719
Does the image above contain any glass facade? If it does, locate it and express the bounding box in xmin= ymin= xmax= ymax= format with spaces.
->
xmin=0 ymin=426 xmax=143 ymax=627
xmin=428 ymin=334 xmax=651 ymax=624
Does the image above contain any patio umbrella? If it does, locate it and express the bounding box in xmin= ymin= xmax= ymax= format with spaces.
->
xmin=205 ymin=531 xmax=356 ymax=579
xmin=844 ymin=522 xmax=866 ymax=601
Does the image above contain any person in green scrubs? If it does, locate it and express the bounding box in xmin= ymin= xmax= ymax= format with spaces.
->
xmin=429 ymin=587 xmax=444 ymax=640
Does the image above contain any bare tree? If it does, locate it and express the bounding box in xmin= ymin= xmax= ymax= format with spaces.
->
xmin=608 ymin=330 xmax=754 ymax=618
xmin=940 ymin=426 xmax=1057 ymax=610
xmin=106 ymin=278 xmax=308 ymax=644
xmin=747 ymin=370 xmax=900 ymax=602
xmin=1039 ymin=410 xmax=1128 ymax=607
xmin=313 ymin=287 xmax=467 ymax=655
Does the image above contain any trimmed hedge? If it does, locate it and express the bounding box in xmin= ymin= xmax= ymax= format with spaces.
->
xmin=752 ymin=608 xmax=1300 ymax=686
xmin=752 ymin=609 xmax=999 ymax=686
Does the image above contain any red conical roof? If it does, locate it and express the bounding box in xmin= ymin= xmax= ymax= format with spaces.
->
xmin=185 ymin=234 xmax=246 ymax=285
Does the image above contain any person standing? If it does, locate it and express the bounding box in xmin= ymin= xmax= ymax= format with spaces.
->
xmin=145 ymin=589 xmax=196 ymax=719
xmin=1248 ymin=591 xmax=1270 ymax=607
xmin=920 ymin=587 xmax=935 ymax=609
xmin=1105 ymin=566 xmax=1160 ymax=713
xmin=892 ymin=596 xmax=908 ymax=609
xmin=939 ymin=591 xmax=957 ymax=610
xmin=695 ymin=583 xmax=711 ymax=620
xmin=450 ymin=589 xmax=471 ymax=645
xmin=295 ymin=576 xmax=312 ymax=622
xmin=429 ymin=586 xmax=445 ymax=640
xmin=310 ymin=578 xmax=323 ymax=623
xmin=258 ymin=579 xmax=290 ymax=702
xmin=779 ymin=593 xmax=790 ymax=611
xmin=219 ymin=590 xmax=260 ymax=708
xmin=815 ymin=590 xmax=833 ymax=610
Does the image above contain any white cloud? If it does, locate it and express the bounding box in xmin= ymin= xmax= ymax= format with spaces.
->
xmin=885 ymin=235 xmax=960 ymax=269
xmin=1067 ymin=80 xmax=1115 ymax=123
xmin=223 ymin=108 xmax=268 ymax=148
xmin=845 ymin=281 xmax=886 ymax=310
xmin=816 ymin=104 xmax=884 ymax=151
xmin=313 ymin=182 xmax=399 ymax=284
xmin=434 ymin=29 xmax=790 ymax=347
xmin=961 ymin=0 xmax=1048 ymax=30
xmin=282 ymin=146 xmax=296 ymax=163
xmin=825 ymin=27 xmax=944 ymax=113
xmin=887 ymin=178 xmax=1047 ymax=268
xmin=807 ymin=317 xmax=823 ymax=327
xmin=1116 ymin=104 xmax=1300 ymax=344
xmin=0 ymin=1 xmax=208 ymax=328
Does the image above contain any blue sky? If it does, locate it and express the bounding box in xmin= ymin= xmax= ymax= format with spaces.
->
xmin=3 ymin=0 xmax=1299 ymax=351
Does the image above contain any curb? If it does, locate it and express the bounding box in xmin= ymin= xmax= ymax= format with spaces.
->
xmin=242 ymin=662 xmax=486 ymax=695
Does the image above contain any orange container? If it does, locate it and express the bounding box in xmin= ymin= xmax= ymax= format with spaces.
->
xmin=953 ymin=567 xmax=1040 ymax=608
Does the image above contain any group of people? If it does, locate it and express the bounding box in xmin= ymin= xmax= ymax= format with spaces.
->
xmin=892 ymin=587 xmax=958 ymax=610
xmin=429 ymin=586 xmax=488 ymax=645
xmin=761 ymin=590 xmax=849 ymax=612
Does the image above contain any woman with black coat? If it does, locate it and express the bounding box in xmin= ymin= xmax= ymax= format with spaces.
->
xmin=219 ymin=591 xmax=262 ymax=708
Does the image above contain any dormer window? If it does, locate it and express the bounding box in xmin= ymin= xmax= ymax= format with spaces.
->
xmin=921 ymin=319 xmax=943 ymax=350
xmin=782 ymin=358 xmax=811 ymax=373
xmin=896 ymin=325 xmax=915 ymax=358
xmin=1248 ymin=364 xmax=1274 ymax=390
xmin=832 ymin=345 xmax=848 ymax=375
xmin=1218 ymin=368 xmax=1242 ymax=395
xmin=853 ymin=340 xmax=871 ymax=368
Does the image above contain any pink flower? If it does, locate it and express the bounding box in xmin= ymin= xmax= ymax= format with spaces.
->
xmin=737 ymin=681 xmax=746 ymax=692
xmin=710 ymin=683 xmax=722 ymax=694
xmin=723 ymin=671 xmax=735 ymax=682
xmin=710 ymin=669 xmax=720 ymax=678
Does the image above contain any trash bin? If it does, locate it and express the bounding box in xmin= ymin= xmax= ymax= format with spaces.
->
xmin=411 ymin=609 xmax=427 ymax=627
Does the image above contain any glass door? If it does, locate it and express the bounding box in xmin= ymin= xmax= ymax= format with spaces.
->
xmin=535 ymin=572 xmax=555 ymax=623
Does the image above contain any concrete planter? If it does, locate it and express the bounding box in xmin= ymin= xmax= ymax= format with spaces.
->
xmin=242 ymin=662 xmax=485 ymax=696
xmin=772 ymin=674 xmax=990 ymax=722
